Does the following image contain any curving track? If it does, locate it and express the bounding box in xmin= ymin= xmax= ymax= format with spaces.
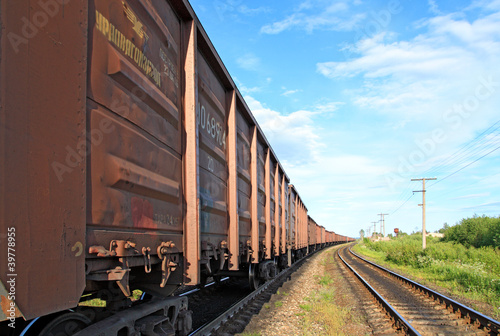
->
xmin=338 ymin=244 xmax=499 ymax=336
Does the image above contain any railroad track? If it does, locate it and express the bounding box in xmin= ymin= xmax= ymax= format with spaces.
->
xmin=189 ymin=249 xmax=320 ymax=336
xmin=338 ymin=244 xmax=500 ymax=335
xmin=182 ymin=277 xmax=253 ymax=332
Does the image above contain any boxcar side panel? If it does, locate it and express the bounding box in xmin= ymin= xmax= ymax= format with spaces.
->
xmin=197 ymin=52 xmax=228 ymax=244
xmin=236 ymin=110 xmax=252 ymax=252
xmin=86 ymin=0 xmax=184 ymax=295
xmin=257 ymin=138 xmax=267 ymax=252
xmin=0 ymin=0 xmax=87 ymax=320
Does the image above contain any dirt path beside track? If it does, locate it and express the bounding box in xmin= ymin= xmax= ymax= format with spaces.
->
xmin=239 ymin=244 xmax=372 ymax=336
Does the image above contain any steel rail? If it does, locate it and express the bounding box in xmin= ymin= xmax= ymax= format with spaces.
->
xmin=338 ymin=247 xmax=421 ymax=336
xmin=190 ymin=248 xmax=321 ymax=336
xmin=349 ymin=247 xmax=500 ymax=335
xmin=179 ymin=277 xmax=230 ymax=297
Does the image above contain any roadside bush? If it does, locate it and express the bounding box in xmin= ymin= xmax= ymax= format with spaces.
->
xmin=384 ymin=238 xmax=423 ymax=266
xmin=442 ymin=215 xmax=500 ymax=248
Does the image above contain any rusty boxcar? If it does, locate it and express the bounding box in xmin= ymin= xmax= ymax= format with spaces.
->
xmin=0 ymin=0 xmax=353 ymax=335
xmin=308 ymin=216 xmax=318 ymax=251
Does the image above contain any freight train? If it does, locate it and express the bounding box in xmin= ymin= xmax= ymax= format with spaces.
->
xmin=0 ymin=0 xmax=354 ymax=335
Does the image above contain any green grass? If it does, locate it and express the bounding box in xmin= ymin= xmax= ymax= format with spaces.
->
xmin=353 ymin=235 xmax=500 ymax=319
xmin=318 ymin=274 xmax=333 ymax=286
xmin=299 ymin=303 xmax=312 ymax=311
xmin=79 ymin=289 xmax=143 ymax=307
xmin=276 ymin=289 xmax=289 ymax=296
xmin=298 ymin=251 xmax=354 ymax=335
xmin=79 ymin=297 xmax=106 ymax=307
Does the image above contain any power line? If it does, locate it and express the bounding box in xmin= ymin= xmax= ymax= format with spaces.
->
xmin=386 ymin=120 xmax=500 ymax=218
xmin=391 ymin=193 xmax=415 ymax=215
xmin=428 ymin=144 xmax=500 ymax=188
xmin=437 ymin=132 xmax=500 ymax=173
xmin=422 ymin=120 xmax=500 ymax=177
xmin=387 ymin=181 xmax=414 ymax=214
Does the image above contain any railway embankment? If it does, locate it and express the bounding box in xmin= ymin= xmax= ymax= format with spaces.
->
xmin=353 ymin=232 xmax=500 ymax=321
xmin=239 ymin=245 xmax=371 ymax=336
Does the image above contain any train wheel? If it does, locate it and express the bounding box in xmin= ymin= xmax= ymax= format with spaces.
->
xmin=248 ymin=263 xmax=260 ymax=291
xmin=38 ymin=312 xmax=91 ymax=336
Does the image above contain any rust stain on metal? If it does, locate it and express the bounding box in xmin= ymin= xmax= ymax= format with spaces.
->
xmin=131 ymin=197 xmax=156 ymax=229
xmin=0 ymin=295 xmax=22 ymax=321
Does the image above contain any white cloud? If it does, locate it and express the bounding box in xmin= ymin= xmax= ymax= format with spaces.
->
xmin=281 ymin=89 xmax=302 ymax=96
xmin=244 ymin=95 xmax=392 ymax=234
xmin=213 ymin=3 xmax=270 ymax=21
xmin=287 ymin=152 xmax=393 ymax=233
xmin=428 ymin=0 xmax=441 ymax=15
xmin=237 ymin=5 xmax=271 ymax=15
xmin=260 ymin=14 xmax=302 ymax=34
xmin=426 ymin=13 xmax=500 ymax=50
xmin=461 ymin=201 xmax=500 ymax=211
xmin=236 ymin=53 xmax=261 ymax=71
xmin=244 ymin=95 xmax=343 ymax=166
xmin=317 ymin=9 xmax=500 ymax=131
xmin=319 ymin=9 xmax=500 ymax=85
xmin=314 ymin=101 xmax=344 ymax=113
xmin=311 ymin=5 xmax=500 ymax=234
xmin=451 ymin=193 xmax=491 ymax=200
xmin=244 ymin=95 xmax=323 ymax=165
xmin=468 ymin=0 xmax=500 ymax=11
xmin=260 ymin=1 xmax=365 ymax=34
xmin=239 ymin=86 xmax=261 ymax=94
xmin=317 ymin=32 xmax=475 ymax=80
xmin=233 ymin=76 xmax=275 ymax=96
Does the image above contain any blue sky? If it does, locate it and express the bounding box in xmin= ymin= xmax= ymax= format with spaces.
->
xmin=189 ymin=0 xmax=500 ymax=238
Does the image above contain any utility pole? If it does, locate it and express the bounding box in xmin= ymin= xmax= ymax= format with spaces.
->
xmin=412 ymin=177 xmax=437 ymax=249
xmin=371 ymin=221 xmax=378 ymax=237
xmin=378 ymin=213 xmax=388 ymax=237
